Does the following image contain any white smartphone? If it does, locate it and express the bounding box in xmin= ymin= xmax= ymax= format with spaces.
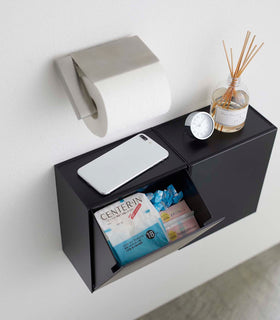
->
xmin=77 ymin=133 xmax=169 ymax=195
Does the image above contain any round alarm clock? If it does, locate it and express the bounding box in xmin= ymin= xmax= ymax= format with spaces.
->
xmin=184 ymin=111 xmax=214 ymax=140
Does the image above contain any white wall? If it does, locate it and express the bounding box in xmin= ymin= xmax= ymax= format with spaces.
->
xmin=1 ymin=1 xmax=279 ymax=319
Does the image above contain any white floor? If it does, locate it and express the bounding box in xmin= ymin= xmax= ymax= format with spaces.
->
xmin=137 ymin=244 xmax=280 ymax=320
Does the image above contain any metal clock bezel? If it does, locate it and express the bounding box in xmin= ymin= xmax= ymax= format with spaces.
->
xmin=184 ymin=111 xmax=214 ymax=140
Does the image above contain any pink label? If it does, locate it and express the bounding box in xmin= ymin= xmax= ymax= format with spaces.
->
xmin=130 ymin=203 xmax=142 ymax=219
xmin=160 ymin=200 xmax=191 ymax=223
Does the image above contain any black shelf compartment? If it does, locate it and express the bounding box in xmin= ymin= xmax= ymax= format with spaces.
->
xmin=91 ymin=169 xmax=224 ymax=290
xmin=55 ymin=105 xmax=277 ymax=292
xmin=153 ymin=106 xmax=277 ymax=235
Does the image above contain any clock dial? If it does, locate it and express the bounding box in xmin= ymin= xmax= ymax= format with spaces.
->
xmin=190 ymin=112 xmax=214 ymax=140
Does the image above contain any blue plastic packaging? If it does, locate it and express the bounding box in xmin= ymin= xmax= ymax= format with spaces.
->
xmin=147 ymin=184 xmax=184 ymax=212
xmin=94 ymin=193 xmax=168 ymax=266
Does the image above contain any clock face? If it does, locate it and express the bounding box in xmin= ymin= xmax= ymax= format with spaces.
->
xmin=190 ymin=112 xmax=214 ymax=140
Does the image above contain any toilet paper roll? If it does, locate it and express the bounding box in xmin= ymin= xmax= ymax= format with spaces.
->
xmin=81 ymin=62 xmax=171 ymax=137
xmin=56 ymin=36 xmax=172 ymax=137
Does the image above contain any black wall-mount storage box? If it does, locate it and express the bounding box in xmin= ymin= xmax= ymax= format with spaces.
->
xmin=55 ymin=106 xmax=277 ymax=292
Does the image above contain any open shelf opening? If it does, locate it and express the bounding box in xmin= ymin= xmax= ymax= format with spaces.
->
xmin=142 ymin=169 xmax=211 ymax=227
xmin=91 ymin=169 xmax=214 ymax=289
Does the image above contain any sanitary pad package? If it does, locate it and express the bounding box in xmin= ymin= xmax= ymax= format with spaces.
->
xmin=160 ymin=200 xmax=192 ymax=223
xmin=94 ymin=193 xmax=169 ymax=266
xmin=147 ymin=185 xmax=200 ymax=242
xmin=164 ymin=211 xmax=200 ymax=241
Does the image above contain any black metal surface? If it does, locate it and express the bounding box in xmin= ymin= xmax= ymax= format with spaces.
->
xmin=55 ymin=169 xmax=94 ymax=291
xmin=154 ymin=106 xmax=277 ymax=226
xmin=153 ymin=106 xmax=277 ymax=243
xmin=191 ymin=131 xmax=276 ymax=224
xmin=55 ymin=129 xmax=186 ymax=211
xmin=153 ymin=106 xmax=276 ymax=168
xmin=55 ymin=105 xmax=277 ymax=291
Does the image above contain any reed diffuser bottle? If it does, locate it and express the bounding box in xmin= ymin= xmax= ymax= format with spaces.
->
xmin=211 ymin=76 xmax=249 ymax=132
xmin=210 ymin=31 xmax=263 ymax=133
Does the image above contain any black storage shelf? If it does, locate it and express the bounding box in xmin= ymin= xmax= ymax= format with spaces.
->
xmin=55 ymin=106 xmax=277 ymax=292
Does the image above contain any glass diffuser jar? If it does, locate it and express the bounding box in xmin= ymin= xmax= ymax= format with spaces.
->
xmin=210 ymin=76 xmax=249 ymax=133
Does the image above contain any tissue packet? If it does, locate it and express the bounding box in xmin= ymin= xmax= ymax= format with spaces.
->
xmin=94 ymin=193 xmax=169 ymax=266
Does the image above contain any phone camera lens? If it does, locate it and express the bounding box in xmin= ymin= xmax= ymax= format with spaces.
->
xmin=140 ymin=135 xmax=148 ymax=141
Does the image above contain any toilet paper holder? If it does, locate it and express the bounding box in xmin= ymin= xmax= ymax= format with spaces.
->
xmin=55 ymin=36 xmax=161 ymax=121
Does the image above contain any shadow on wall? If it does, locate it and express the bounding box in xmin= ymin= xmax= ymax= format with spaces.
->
xmin=21 ymin=58 xmax=73 ymax=125
xmin=17 ymin=167 xmax=62 ymax=258
xmin=21 ymin=171 xmax=60 ymax=252
xmin=1 ymin=166 xmax=67 ymax=297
